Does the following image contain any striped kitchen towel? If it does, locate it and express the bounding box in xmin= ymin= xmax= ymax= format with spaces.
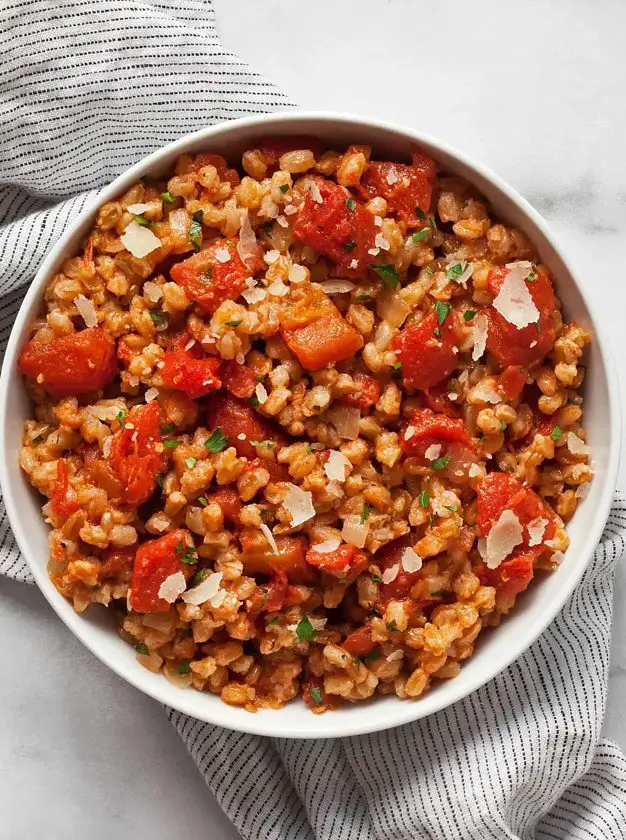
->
xmin=1 ymin=2 xmax=625 ymax=838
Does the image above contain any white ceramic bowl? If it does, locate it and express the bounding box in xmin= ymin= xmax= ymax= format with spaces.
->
xmin=0 ymin=113 xmax=619 ymax=738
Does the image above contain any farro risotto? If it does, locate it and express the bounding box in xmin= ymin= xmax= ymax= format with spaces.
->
xmin=17 ymin=138 xmax=593 ymax=713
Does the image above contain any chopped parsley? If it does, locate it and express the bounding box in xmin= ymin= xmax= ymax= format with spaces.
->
xmin=184 ymin=457 xmax=197 ymax=470
xmin=343 ymin=240 xmax=357 ymax=252
xmin=526 ymin=272 xmax=536 ymax=282
xmin=356 ymin=293 xmax=374 ymax=303
xmin=500 ymin=420 xmax=507 ymax=431
xmin=178 ymin=659 xmax=191 ymax=674
xmin=415 ymin=207 xmax=427 ymax=220
xmin=116 ymin=409 xmax=126 ymax=424
xmin=363 ymin=649 xmax=381 ymax=663
xmin=412 ymin=228 xmax=429 ymax=243
xmin=418 ymin=490 xmax=430 ymax=508
xmin=306 ymin=443 xmax=312 ymax=453
xmin=134 ymin=643 xmax=149 ymax=655
xmin=435 ymin=301 xmax=452 ymax=326
xmin=551 ymin=425 xmax=563 ymax=441
xmin=197 ymin=496 xmax=208 ymax=507
xmin=32 ymin=434 xmax=44 ymax=444
xmin=393 ymin=361 xmax=402 ymax=371
xmin=163 ymin=439 xmax=182 ymax=448
xmin=205 ymin=428 xmax=228 ymax=452
xmin=386 ymin=620 xmax=397 ymax=631
xmin=188 ymin=210 xmax=204 ymax=248
xmin=309 ymin=686 xmax=323 ymax=706
xmin=266 ymin=616 xmax=279 ymax=627
xmin=160 ymin=191 xmax=175 ymax=204
xmin=191 ymin=568 xmax=208 ymax=586
xmin=360 ymin=503 xmax=372 ymax=524
xmin=248 ymin=395 xmax=260 ymax=408
xmin=279 ymin=184 xmax=289 ymax=194
xmin=463 ymin=310 xmax=476 ymax=321
xmin=372 ymin=264 xmax=399 ymax=289
xmin=446 ymin=263 xmax=466 ymax=281
xmin=225 ymin=319 xmax=242 ymax=327
xmin=429 ymin=216 xmax=438 ymax=232
xmin=431 ymin=455 xmax=451 ymax=471
xmin=296 ymin=614 xmax=317 ymax=643
xmin=176 ymin=541 xmax=198 ymax=565
xmin=429 ymin=514 xmax=436 ymax=527
xmin=371 ymin=574 xmax=382 ymax=584
xmin=149 ymin=311 xmax=167 ymax=327
xmin=133 ymin=214 xmax=149 ymax=227
xmin=444 ymin=505 xmax=458 ymax=512
xmin=250 ymin=440 xmax=274 ymax=449
xmin=346 ymin=197 xmax=357 ymax=212
xmin=161 ymin=424 xmax=176 ymax=434
xmin=155 ymin=473 xmax=164 ymax=489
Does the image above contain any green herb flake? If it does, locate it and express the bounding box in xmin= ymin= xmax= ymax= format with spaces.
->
xmin=32 ymin=434 xmax=44 ymax=444
xmin=346 ymin=197 xmax=357 ymax=212
xmin=356 ymin=293 xmax=373 ymax=303
xmin=363 ymin=649 xmax=381 ymax=663
xmin=360 ymin=503 xmax=372 ymax=524
xmin=155 ymin=473 xmax=164 ymax=489
xmin=446 ymin=263 xmax=466 ymax=281
xmin=178 ymin=659 xmax=191 ymax=675
xmin=197 ymin=496 xmax=208 ymax=507
xmin=431 ymin=455 xmax=451 ymax=471
xmin=431 ymin=589 xmax=446 ymax=597
xmin=393 ymin=361 xmax=402 ymax=371
xmin=184 ymin=457 xmax=197 ymax=470
xmin=372 ymin=264 xmax=399 ymax=289
xmin=310 ymin=686 xmax=323 ymax=706
xmin=429 ymin=514 xmax=436 ymax=527
xmin=225 ymin=319 xmax=242 ymax=327
xmin=205 ymin=428 xmax=228 ymax=453
xmin=306 ymin=443 xmax=312 ymax=453
xmin=149 ymin=312 xmax=167 ymax=327
xmin=163 ymin=439 xmax=182 ymax=448
xmin=386 ymin=620 xmax=397 ymax=631
xmin=116 ymin=409 xmax=126 ymax=424
xmin=176 ymin=542 xmax=198 ymax=565
xmin=134 ymin=643 xmax=149 ymax=655
xmin=444 ymin=505 xmax=458 ymax=512
xmin=526 ymin=272 xmax=536 ymax=282
xmin=343 ymin=240 xmax=357 ymax=252
xmin=551 ymin=425 xmax=563 ymax=441
xmin=134 ymin=214 xmax=149 ymax=227
xmin=415 ymin=207 xmax=427 ymax=220
xmin=296 ymin=614 xmax=318 ymax=643
xmin=412 ymin=228 xmax=429 ymax=243
xmin=248 ymin=395 xmax=260 ymax=408
xmin=500 ymin=420 xmax=507 ymax=431
xmin=279 ymin=184 xmax=289 ymax=194
xmin=371 ymin=574 xmax=382 ymax=584
xmin=160 ymin=191 xmax=175 ymax=204
xmin=419 ymin=490 xmax=430 ymax=508
xmin=435 ymin=301 xmax=452 ymax=326
xmin=250 ymin=440 xmax=274 ymax=449
xmin=463 ymin=310 xmax=476 ymax=321
xmin=429 ymin=216 xmax=438 ymax=232
xmin=188 ymin=217 xmax=203 ymax=248
xmin=160 ymin=423 xmax=176 ymax=434
xmin=267 ymin=616 xmax=279 ymax=627
xmin=191 ymin=569 xmax=208 ymax=586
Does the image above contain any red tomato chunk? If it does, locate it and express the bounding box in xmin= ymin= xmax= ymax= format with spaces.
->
xmin=342 ymin=625 xmax=376 ymax=658
xmin=185 ymin=152 xmax=240 ymax=187
xmin=205 ymin=393 xmax=288 ymax=460
xmin=109 ymin=402 xmax=166 ymax=506
xmin=360 ymin=147 xmax=436 ymax=223
xmin=220 ymin=359 xmax=258 ymax=399
xmin=240 ymin=530 xmax=316 ymax=585
xmin=342 ymin=371 xmax=381 ymax=413
xmin=392 ymin=309 xmax=461 ymax=391
xmin=401 ymin=408 xmax=476 ymax=457
xmin=50 ymin=459 xmax=79 ymax=518
xmin=305 ymin=544 xmax=368 ymax=580
xmin=18 ymin=327 xmax=117 ymax=399
xmin=129 ymin=529 xmax=195 ymax=613
xmin=161 ymin=334 xmax=221 ymax=399
xmin=170 ymin=240 xmax=252 ymax=314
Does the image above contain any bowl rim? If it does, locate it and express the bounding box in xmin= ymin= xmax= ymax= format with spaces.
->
xmin=0 ymin=110 xmax=620 ymax=738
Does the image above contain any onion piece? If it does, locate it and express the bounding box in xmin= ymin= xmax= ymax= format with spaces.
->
xmin=328 ymin=406 xmax=360 ymax=440
xmin=341 ymin=514 xmax=368 ymax=548
xmin=237 ymin=212 xmax=262 ymax=270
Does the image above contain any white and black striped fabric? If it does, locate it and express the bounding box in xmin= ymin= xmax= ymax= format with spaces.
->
xmin=1 ymin=3 xmax=626 ymax=838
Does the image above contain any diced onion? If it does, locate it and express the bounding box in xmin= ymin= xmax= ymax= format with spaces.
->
xmin=74 ymin=294 xmax=98 ymax=328
xmin=237 ymin=212 xmax=262 ymax=269
xmin=318 ymin=279 xmax=355 ymax=294
xmin=341 ymin=514 xmax=368 ymax=548
xmin=328 ymin=406 xmax=361 ymax=440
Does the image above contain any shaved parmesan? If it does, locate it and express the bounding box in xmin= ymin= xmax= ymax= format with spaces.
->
xmin=237 ymin=212 xmax=262 ymax=269
xmin=492 ymin=263 xmax=540 ymax=329
xmin=471 ymin=381 xmax=502 ymax=404
xmin=566 ymin=432 xmax=590 ymax=456
xmin=264 ymin=249 xmax=280 ymax=265
xmin=158 ymin=571 xmax=187 ymax=604
xmin=374 ymin=233 xmax=390 ymax=251
xmin=468 ymin=463 xmax=484 ymax=478
xmin=386 ymin=169 xmax=399 ymax=185
xmin=404 ymin=425 xmax=416 ymax=441
xmin=527 ymin=517 xmax=548 ymax=547
xmin=143 ymin=281 xmax=162 ymax=302
xmin=308 ymin=181 xmax=323 ymax=204
xmin=74 ymin=294 xmax=98 ymax=328
xmin=374 ymin=215 xmax=383 ymax=227
xmin=102 ymin=435 xmax=112 ymax=458
xmin=505 ymin=260 xmax=535 ymax=280
xmin=551 ymin=551 xmax=565 ymax=565
xmin=471 ymin=313 xmax=489 ymax=361
xmin=210 ymin=589 xmax=227 ymax=608
xmin=255 ymin=382 xmax=268 ymax=404
xmin=349 ymin=259 xmax=359 ymax=270
xmin=313 ymin=538 xmax=341 ymax=554
xmin=260 ymin=523 xmax=279 ymax=554
xmin=288 ymin=264 xmax=307 ymax=284
xmin=367 ymin=247 xmax=380 ymax=256
xmin=341 ymin=514 xmax=368 ymax=548
xmin=284 ymin=203 xmax=298 ymax=216
xmin=214 ymin=247 xmax=231 ymax=264
xmin=120 ymin=220 xmax=162 ymax=258
xmin=144 ymin=387 xmax=159 ymax=403
xmin=401 ymin=547 xmax=422 ymax=573
xmin=181 ymin=571 xmax=223 ymax=606
xmin=283 ymin=483 xmax=316 ymax=527
xmin=326 ymin=480 xmax=344 ymax=499
xmin=268 ymin=279 xmax=289 ymax=296
xmin=127 ymin=202 xmax=151 ymax=214
xmin=386 ymin=649 xmax=404 ymax=662
xmin=484 ymin=509 xmax=524 ymax=569
xmin=328 ymin=406 xmax=360 ymax=440
xmin=381 ymin=563 xmax=399 ymax=583
xmin=309 ymin=616 xmax=327 ymax=631
xmin=324 ymin=450 xmax=351 ymax=482
xmin=276 ymin=215 xmax=289 ymax=228
xmin=576 ymin=483 xmax=590 ymax=499
xmin=318 ymin=279 xmax=355 ymax=294
xmin=425 ymin=443 xmax=442 ymax=461
xmin=242 ymin=287 xmax=266 ymax=305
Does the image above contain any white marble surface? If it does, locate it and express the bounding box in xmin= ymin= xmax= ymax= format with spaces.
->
xmin=2 ymin=1 xmax=626 ymax=837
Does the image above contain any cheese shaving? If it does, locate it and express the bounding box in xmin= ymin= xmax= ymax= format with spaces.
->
xmin=210 ymin=589 xmax=227 ymax=608
xmin=144 ymin=388 xmax=159 ymax=403
xmin=260 ymin=523 xmax=279 ymax=554
xmin=143 ymin=281 xmax=162 ymax=302
xmin=445 ymin=255 xmax=474 ymax=287
xmin=255 ymin=383 xmax=268 ymax=404
xmin=492 ymin=263 xmax=540 ymax=329
xmin=471 ymin=313 xmax=489 ymax=361
xmin=276 ymin=215 xmax=289 ymax=228
xmin=576 ymin=483 xmax=590 ymax=499
xmin=468 ymin=463 xmax=484 ymax=478
xmin=349 ymin=259 xmax=359 ymax=270
xmin=374 ymin=233 xmax=390 ymax=251
xmin=102 ymin=436 xmax=112 ymax=458
xmin=386 ymin=169 xmax=399 ymax=185
xmin=312 ymin=538 xmax=341 ymax=554
xmin=157 ymin=571 xmax=187 ymax=604
xmin=527 ymin=517 xmax=548 ymax=547
xmin=471 ymin=381 xmax=502 ymax=404
xmin=237 ymin=212 xmax=262 ymax=269
xmin=404 ymin=425 xmax=416 ymax=441
xmin=268 ymin=279 xmax=289 ymax=296
xmin=318 ymin=279 xmax=355 ymax=294
xmin=424 ymin=443 xmax=442 ymax=461
xmin=308 ymin=181 xmax=323 ymax=204
xmin=401 ymin=547 xmax=422 ymax=573
xmin=374 ymin=215 xmax=383 ymax=227
xmin=484 ymin=509 xmax=524 ymax=569
xmin=566 ymin=432 xmax=590 ymax=456
xmin=214 ymin=247 xmax=231 ymax=264
xmin=74 ymin=294 xmax=98 ymax=328
xmin=242 ymin=287 xmax=266 ymax=305
xmin=324 ymin=450 xmax=351 ymax=482
xmin=283 ymin=483 xmax=316 ymax=527
xmin=120 ymin=220 xmax=162 ymax=258
xmin=264 ymin=249 xmax=280 ymax=264
xmin=381 ymin=563 xmax=399 ymax=584
xmin=181 ymin=571 xmax=223 ymax=606
xmin=288 ymin=264 xmax=307 ymax=284
xmin=309 ymin=617 xmax=327 ymax=631
xmin=328 ymin=406 xmax=361 ymax=440
xmin=127 ymin=202 xmax=151 ymax=214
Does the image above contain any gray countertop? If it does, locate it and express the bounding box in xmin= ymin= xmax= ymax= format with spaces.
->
xmin=2 ymin=1 xmax=626 ymax=836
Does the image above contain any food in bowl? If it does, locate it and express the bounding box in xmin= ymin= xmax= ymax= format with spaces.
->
xmin=16 ymin=137 xmax=593 ymax=712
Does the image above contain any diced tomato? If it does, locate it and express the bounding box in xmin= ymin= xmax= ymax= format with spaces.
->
xmin=392 ymin=309 xmax=461 ymax=391
xmin=302 ymin=676 xmax=333 ymax=709
xmin=220 ymin=359 xmax=258 ymax=399
xmin=246 ymin=456 xmax=290 ymax=484
xmin=81 ymin=443 xmax=123 ymax=499
xmin=374 ymin=535 xmax=423 ymax=604
xmin=99 ymin=546 xmax=135 ymax=581
xmin=342 ymin=625 xmax=376 ymax=658
xmin=205 ymin=393 xmax=288 ymax=460
xmin=360 ymin=147 xmax=436 ymax=223
xmin=475 ymin=552 xmax=536 ymax=609
xmin=253 ymin=136 xmax=324 ymax=172
xmin=161 ymin=333 xmax=221 ymax=399
xmin=305 ymin=544 xmax=369 ymax=580
xmin=498 ymin=365 xmax=527 ymax=400
xmin=170 ymin=240 xmax=252 ymax=314
xmin=342 ymin=371 xmax=380 ymax=413
xmin=486 ymin=268 xmax=558 ymax=369
xmin=248 ymin=571 xmax=289 ymax=614
xmin=129 ymin=529 xmax=195 ymax=613
xmin=292 ymin=176 xmax=377 ymax=278
xmin=50 ymin=459 xmax=79 ymax=518
xmin=401 ymin=408 xmax=476 ymax=457
xmin=239 ymin=530 xmax=316 ymax=585
xmin=207 ymin=487 xmax=242 ymax=523
xmin=282 ymin=313 xmax=363 ymax=371
xmin=18 ymin=327 xmax=117 ymax=399
xmin=185 ymin=152 xmax=240 ymax=187
xmin=420 ymin=383 xmax=461 ymax=418
xmin=109 ymin=401 xmax=166 ymax=506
